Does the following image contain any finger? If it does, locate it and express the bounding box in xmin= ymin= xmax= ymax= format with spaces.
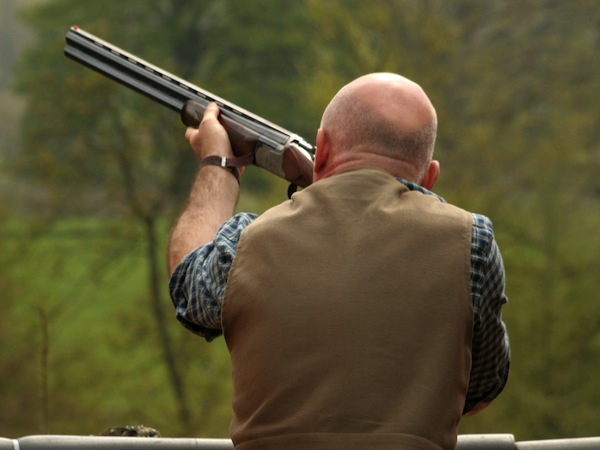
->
xmin=185 ymin=103 xmax=219 ymax=142
xmin=202 ymin=102 xmax=220 ymax=123
xmin=184 ymin=126 xmax=197 ymax=143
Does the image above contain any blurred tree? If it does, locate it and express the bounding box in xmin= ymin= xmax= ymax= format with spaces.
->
xmin=447 ymin=0 xmax=600 ymax=439
xmin=13 ymin=0 xmax=229 ymax=435
xmin=0 ymin=237 xmax=41 ymax=435
xmin=8 ymin=0 xmax=316 ymax=437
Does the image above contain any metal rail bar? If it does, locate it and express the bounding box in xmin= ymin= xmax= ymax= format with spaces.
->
xmin=2 ymin=434 xmax=600 ymax=449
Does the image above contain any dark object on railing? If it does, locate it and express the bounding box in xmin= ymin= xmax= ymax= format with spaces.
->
xmin=97 ymin=425 xmax=160 ymax=437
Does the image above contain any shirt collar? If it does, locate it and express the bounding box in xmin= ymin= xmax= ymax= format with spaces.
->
xmin=396 ymin=177 xmax=446 ymax=203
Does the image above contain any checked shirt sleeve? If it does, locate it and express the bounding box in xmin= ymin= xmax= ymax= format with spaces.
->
xmin=464 ymin=213 xmax=511 ymax=413
xmin=169 ymin=212 xmax=258 ymax=342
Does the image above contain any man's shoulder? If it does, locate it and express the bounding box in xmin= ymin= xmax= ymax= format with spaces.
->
xmin=471 ymin=213 xmax=495 ymax=238
xmin=470 ymin=213 xmax=499 ymax=258
xmin=218 ymin=212 xmax=259 ymax=241
xmin=400 ymin=179 xmax=494 ymax=235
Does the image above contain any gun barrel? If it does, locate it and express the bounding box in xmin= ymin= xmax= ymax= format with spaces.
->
xmin=64 ymin=26 xmax=314 ymax=155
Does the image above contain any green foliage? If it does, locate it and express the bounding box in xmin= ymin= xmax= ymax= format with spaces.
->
xmin=2 ymin=0 xmax=600 ymax=442
xmin=0 ymin=218 xmax=234 ymax=437
xmin=3 ymin=0 xmax=315 ymax=438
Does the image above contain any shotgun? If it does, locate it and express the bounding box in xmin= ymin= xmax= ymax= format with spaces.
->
xmin=63 ymin=26 xmax=314 ymax=190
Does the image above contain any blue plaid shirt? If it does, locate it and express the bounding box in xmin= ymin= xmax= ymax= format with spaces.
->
xmin=170 ymin=179 xmax=510 ymax=413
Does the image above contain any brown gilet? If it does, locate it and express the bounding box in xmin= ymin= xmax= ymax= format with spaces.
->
xmin=222 ymin=167 xmax=474 ymax=450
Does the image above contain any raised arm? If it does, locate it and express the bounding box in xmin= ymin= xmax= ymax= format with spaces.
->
xmin=167 ymin=103 xmax=241 ymax=274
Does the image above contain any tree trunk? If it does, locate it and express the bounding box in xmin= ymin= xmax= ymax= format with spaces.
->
xmin=143 ymin=216 xmax=192 ymax=434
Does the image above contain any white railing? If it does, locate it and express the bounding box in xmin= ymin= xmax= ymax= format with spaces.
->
xmin=1 ymin=434 xmax=600 ymax=449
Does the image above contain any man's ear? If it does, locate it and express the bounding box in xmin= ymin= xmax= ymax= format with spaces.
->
xmin=314 ymin=128 xmax=330 ymax=178
xmin=420 ymin=160 xmax=440 ymax=190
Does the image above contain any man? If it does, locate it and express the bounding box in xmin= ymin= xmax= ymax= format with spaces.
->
xmin=168 ymin=73 xmax=510 ymax=450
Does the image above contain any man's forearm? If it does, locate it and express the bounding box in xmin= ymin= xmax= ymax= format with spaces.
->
xmin=168 ymin=165 xmax=239 ymax=274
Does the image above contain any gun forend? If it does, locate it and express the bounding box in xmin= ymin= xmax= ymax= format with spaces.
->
xmin=64 ymin=26 xmax=314 ymax=188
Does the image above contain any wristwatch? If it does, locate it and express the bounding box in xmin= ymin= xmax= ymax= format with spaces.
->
xmin=199 ymin=154 xmax=254 ymax=184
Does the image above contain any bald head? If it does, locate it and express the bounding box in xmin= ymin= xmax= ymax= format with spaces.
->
xmin=316 ymin=73 xmax=438 ymax=183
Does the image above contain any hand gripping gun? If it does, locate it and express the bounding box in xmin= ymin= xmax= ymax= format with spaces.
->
xmin=64 ymin=26 xmax=314 ymax=193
